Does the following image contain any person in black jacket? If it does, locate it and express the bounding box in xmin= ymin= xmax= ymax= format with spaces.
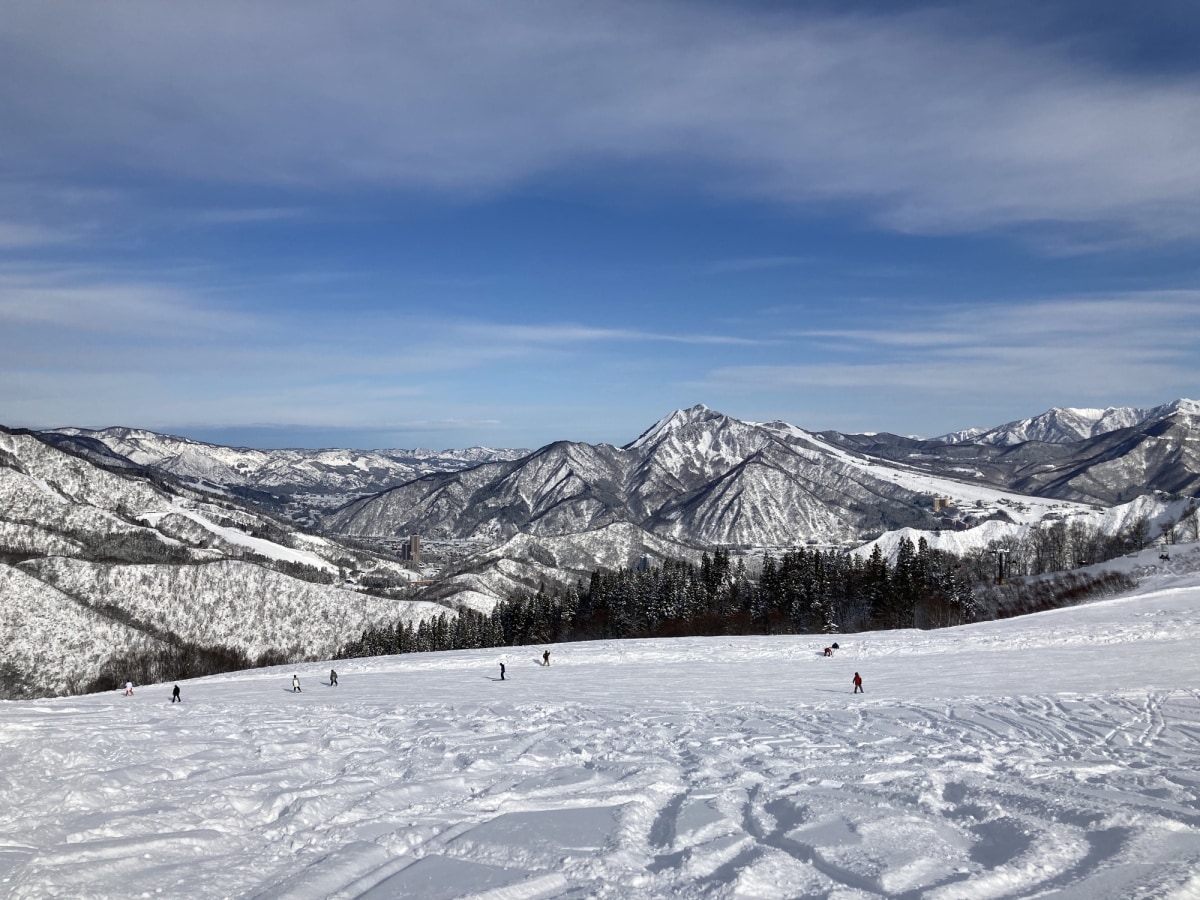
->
xmin=171 ymin=684 xmax=181 ymax=703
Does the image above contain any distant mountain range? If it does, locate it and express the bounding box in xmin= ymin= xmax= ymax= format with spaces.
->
xmin=934 ymin=398 xmax=1200 ymax=446
xmin=42 ymin=426 xmax=529 ymax=527
xmin=327 ymin=400 xmax=1200 ymax=545
xmin=7 ymin=399 xmax=1199 ymax=697
xmin=826 ymin=399 xmax=1200 ymax=505
xmin=36 ymin=399 xmax=1200 ymax=547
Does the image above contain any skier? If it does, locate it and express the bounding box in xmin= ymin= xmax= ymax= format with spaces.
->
xmin=292 ymin=674 xmax=302 ymax=693
xmin=542 ymin=650 xmax=550 ymax=667
xmin=171 ymin=684 xmax=181 ymax=703
xmin=500 ymin=662 xmax=506 ymax=681
xmin=124 ymin=681 xmax=134 ymax=697
xmin=853 ymin=672 xmax=863 ymax=694
xmin=823 ymin=646 xmax=833 ymax=657
xmin=330 ymin=669 xmax=338 ymax=687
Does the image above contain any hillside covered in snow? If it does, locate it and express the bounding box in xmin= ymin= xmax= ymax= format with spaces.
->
xmin=2 ymin=543 xmax=1198 ymax=898
xmin=0 ymin=428 xmax=446 ymax=698
xmin=42 ymin=426 xmax=529 ymax=526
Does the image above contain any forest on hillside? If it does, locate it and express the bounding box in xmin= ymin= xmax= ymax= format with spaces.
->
xmin=339 ymin=512 xmax=1156 ymax=659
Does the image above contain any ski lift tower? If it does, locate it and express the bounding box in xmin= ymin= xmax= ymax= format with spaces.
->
xmin=992 ymin=547 xmax=1011 ymax=585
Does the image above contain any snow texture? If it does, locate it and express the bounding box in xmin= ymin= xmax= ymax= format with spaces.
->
xmin=1 ymin=429 xmax=445 ymax=697
xmin=2 ymin=544 xmax=1200 ymax=898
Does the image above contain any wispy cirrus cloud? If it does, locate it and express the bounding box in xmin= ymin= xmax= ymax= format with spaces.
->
xmin=0 ymin=260 xmax=769 ymax=435
xmin=3 ymin=2 xmax=1200 ymax=246
xmin=700 ymin=256 xmax=813 ymax=275
xmin=183 ymin=207 xmax=308 ymax=226
xmin=696 ymin=293 xmax=1200 ymax=432
xmin=462 ymin=322 xmax=770 ymax=347
xmin=0 ymin=221 xmax=78 ymax=249
xmin=0 ymin=266 xmax=261 ymax=337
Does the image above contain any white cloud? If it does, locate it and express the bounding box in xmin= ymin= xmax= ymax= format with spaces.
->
xmin=698 ymin=293 xmax=1200 ymax=419
xmin=0 ymin=267 xmax=260 ymax=337
xmin=184 ymin=207 xmax=308 ymax=226
xmin=0 ymin=221 xmax=75 ymax=249
xmin=701 ymin=256 xmax=812 ymax=275
xmin=3 ymin=3 xmax=1200 ymax=244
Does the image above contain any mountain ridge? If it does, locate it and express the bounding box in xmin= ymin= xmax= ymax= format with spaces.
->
xmin=936 ymin=398 xmax=1199 ymax=446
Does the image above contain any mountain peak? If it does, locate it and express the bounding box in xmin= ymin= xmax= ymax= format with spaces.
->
xmin=624 ymin=404 xmax=727 ymax=450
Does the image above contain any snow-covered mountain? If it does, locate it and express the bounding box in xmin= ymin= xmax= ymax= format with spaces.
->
xmin=326 ymin=405 xmax=955 ymax=546
xmin=421 ymin=522 xmax=705 ymax=612
xmin=14 ymin=399 xmax=1200 ymax=671
xmin=326 ymin=401 xmax=1200 ymax=546
xmin=0 ymin=427 xmax=446 ymax=698
xmin=3 ymin=544 xmax=1199 ymax=898
xmin=42 ymin=426 xmax=529 ymax=524
xmin=830 ymin=403 xmax=1200 ymax=505
xmin=936 ymin=398 xmax=1200 ymax=446
xmin=856 ymin=492 xmax=1197 ymax=565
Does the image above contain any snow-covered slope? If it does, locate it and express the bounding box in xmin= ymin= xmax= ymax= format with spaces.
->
xmin=0 ymin=429 xmax=445 ymax=698
xmin=425 ymin=522 xmax=703 ymax=611
xmin=2 ymin=545 xmax=1198 ymax=898
xmin=853 ymin=493 xmax=1195 ymax=564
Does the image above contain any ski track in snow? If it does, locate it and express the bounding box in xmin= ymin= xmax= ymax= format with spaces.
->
xmin=4 ymin=578 xmax=1200 ymax=898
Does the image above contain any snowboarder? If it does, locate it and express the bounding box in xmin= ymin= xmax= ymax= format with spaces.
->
xmin=292 ymin=674 xmax=302 ymax=693
xmin=171 ymin=684 xmax=181 ymax=703
xmin=853 ymin=672 xmax=863 ymax=694
xmin=542 ymin=650 xmax=550 ymax=667
xmin=831 ymin=642 xmax=839 ymax=650
xmin=124 ymin=681 xmax=134 ymax=697
xmin=823 ymin=646 xmax=833 ymax=657
xmin=330 ymin=669 xmax=338 ymax=686
xmin=500 ymin=662 xmax=506 ymax=681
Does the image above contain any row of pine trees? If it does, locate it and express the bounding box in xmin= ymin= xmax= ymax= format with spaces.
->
xmin=339 ymin=538 xmax=977 ymax=658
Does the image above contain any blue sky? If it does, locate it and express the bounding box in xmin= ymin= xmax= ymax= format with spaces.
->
xmin=3 ymin=1 xmax=1199 ymax=450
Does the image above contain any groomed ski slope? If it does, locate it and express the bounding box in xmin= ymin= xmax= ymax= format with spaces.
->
xmin=2 ymin=547 xmax=1200 ymax=899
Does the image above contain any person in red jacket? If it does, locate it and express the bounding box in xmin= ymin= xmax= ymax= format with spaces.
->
xmin=852 ymin=672 xmax=863 ymax=694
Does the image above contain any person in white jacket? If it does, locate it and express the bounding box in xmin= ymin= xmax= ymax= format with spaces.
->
xmin=292 ymin=674 xmax=302 ymax=693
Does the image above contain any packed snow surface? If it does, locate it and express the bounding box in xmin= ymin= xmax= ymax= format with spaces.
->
xmin=3 ymin=549 xmax=1200 ymax=898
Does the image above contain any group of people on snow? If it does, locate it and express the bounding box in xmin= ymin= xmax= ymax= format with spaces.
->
xmin=290 ymin=669 xmax=338 ymax=692
xmin=124 ymin=642 xmax=867 ymax=701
